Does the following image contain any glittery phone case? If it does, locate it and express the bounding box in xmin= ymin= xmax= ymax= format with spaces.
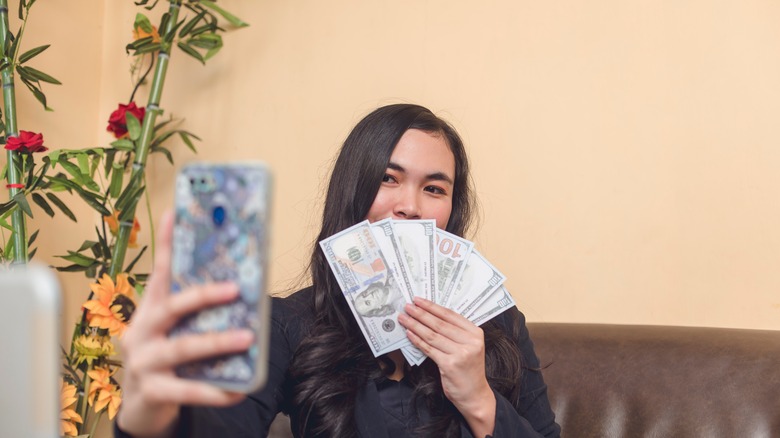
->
xmin=170 ymin=162 xmax=271 ymax=393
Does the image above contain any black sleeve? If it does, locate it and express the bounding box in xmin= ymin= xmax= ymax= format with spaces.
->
xmin=461 ymin=308 xmax=561 ymax=438
xmin=115 ymin=293 xmax=308 ymax=438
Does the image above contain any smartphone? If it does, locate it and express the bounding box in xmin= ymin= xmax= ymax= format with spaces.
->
xmin=170 ymin=162 xmax=272 ymax=393
xmin=0 ymin=264 xmax=60 ymax=438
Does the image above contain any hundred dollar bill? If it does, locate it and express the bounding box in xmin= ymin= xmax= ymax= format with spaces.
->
xmin=450 ymin=250 xmax=506 ymax=315
xmin=319 ymin=220 xmax=411 ymax=356
xmin=370 ymin=219 xmax=415 ymax=304
xmin=401 ymin=345 xmax=427 ymax=366
xmin=468 ymin=285 xmax=517 ymax=326
xmin=435 ymin=229 xmax=474 ymax=306
xmin=393 ymin=220 xmax=437 ymax=302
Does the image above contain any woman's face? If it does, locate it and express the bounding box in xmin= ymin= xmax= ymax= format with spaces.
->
xmin=365 ymin=129 xmax=455 ymax=229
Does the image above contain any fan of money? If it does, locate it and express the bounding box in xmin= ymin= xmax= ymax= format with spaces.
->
xmin=320 ymin=219 xmax=516 ymax=366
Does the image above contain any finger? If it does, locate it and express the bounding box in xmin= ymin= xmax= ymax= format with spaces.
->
xmin=139 ymin=374 xmax=246 ymax=407
xmin=399 ymin=310 xmax=459 ymax=355
xmin=413 ymin=297 xmax=476 ymax=331
xmin=128 ymin=329 xmax=254 ymax=372
xmin=132 ymin=282 xmax=239 ymax=340
xmin=144 ymin=210 xmax=175 ymax=305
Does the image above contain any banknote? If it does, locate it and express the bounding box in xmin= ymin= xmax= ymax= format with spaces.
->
xmin=435 ymin=229 xmax=474 ymax=306
xmin=370 ymin=219 xmax=415 ymax=304
xmin=468 ymin=285 xmax=517 ymax=326
xmin=319 ymin=220 xmax=410 ymax=357
xmin=451 ymin=250 xmax=506 ymax=315
xmin=393 ymin=220 xmax=437 ymax=302
xmin=401 ymin=345 xmax=426 ymax=366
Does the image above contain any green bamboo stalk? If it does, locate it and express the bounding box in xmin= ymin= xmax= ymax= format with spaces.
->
xmin=109 ymin=0 xmax=181 ymax=277
xmin=0 ymin=0 xmax=27 ymax=264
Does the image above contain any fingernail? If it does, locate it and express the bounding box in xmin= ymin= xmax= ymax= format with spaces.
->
xmin=413 ymin=297 xmax=430 ymax=305
xmin=235 ymin=329 xmax=254 ymax=345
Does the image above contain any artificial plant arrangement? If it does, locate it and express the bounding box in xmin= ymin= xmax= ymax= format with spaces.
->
xmin=0 ymin=1 xmax=247 ymax=436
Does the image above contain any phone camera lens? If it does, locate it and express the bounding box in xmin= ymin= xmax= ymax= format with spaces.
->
xmin=212 ymin=206 xmax=226 ymax=227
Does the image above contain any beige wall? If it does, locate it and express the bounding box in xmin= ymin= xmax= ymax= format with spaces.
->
xmin=12 ymin=1 xmax=780 ymax=330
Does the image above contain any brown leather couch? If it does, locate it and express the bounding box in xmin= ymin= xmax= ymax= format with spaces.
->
xmin=269 ymin=323 xmax=780 ymax=437
xmin=528 ymin=323 xmax=780 ymax=438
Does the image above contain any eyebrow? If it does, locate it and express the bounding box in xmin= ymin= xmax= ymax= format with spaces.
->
xmin=387 ymin=162 xmax=454 ymax=185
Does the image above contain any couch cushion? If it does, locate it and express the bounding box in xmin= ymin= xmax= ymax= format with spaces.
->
xmin=527 ymin=323 xmax=780 ymax=438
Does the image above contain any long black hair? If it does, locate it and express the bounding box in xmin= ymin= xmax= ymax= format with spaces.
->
xmin=285 ymin=104 xmax=522 ymax=437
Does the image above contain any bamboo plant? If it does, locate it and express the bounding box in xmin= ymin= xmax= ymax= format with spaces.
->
xmin=0 ymin=1 xmax=247 ymax=436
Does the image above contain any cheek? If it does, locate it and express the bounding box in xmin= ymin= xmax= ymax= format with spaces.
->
xmin=428 ymin=200 xmax=453 ymax=230
xmin=365 ymin=188 xmax=392 ymax=222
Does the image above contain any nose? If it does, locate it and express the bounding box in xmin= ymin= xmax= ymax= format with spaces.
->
xmin=393 ymin=188 xmax=421 ymax=220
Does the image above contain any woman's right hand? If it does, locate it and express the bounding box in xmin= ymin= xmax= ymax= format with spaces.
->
xmin=116 ymin=211 xmax=254 ymax=438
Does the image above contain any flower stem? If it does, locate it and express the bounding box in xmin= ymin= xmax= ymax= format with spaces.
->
xmin=88 ymin=410 xmax=103 ymax=438
xmin=79 ymin=368 xmax=92 ymax=434
xmin=143 ymin=173 xmax=155 ymax=261
xmin=0 ymin=0 xmax=27 ymax=264
xmin=109 ymin=0 xmax=181 ymax=278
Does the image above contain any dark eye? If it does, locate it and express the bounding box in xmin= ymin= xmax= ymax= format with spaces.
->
xmin=425 ymin=185 xmax=446 ymax=195
xmin=382 ymin=174 xmax=397 ymax=183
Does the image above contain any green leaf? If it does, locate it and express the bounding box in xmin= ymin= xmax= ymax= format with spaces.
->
xmin=47 ymin=175 xmax=80 ymax=192
xmin=58 ymin=251 xmax=97 ymax=267
xmin=12 ymin=192 xmax=33 ymax=218
xmin=19 ymin=75 xmax=51 ymax=111
xmin=28 ymin=247 xmax=37 ymax=260
xmin=55 ymin=264 xmax=89 ymax=273
xmin=104 ymin=149 xmax=117 ymax=177
xmin=126 ymin=112 xmax=142 ymax=141
xmin=77 ymin=189 xmax=111 ymax=216
xmin=58 ymin=159 xmax=86 ymax=183
xmin=109 ymin=163 xmax=124 ymax=198
xmin=28 ymin=229 xmax=39 ymax=246
xmin=76 ymin=153 xmax=90 ymax=175
xmin=114 ymin=173 xmax=143 ymax=212
xmin=0 ymin=200 xmax=14 ymax=216
xmin=177 ymin=42 xmax=205 ymax=64
xmin=134 ymin=43 xmax=162 ymax=55
xmin=111 ymin=139 xmax=135 ymax=151
xmin=125 ymin=245 xmax=148 ymax=273
xmin=47 ymin=149 xmax=61 ymax=166
xmin=0 ymin=214 xmax=12 ymax=231
xmin=179 ymin=10 xmax=207 ymax=38
xmin=179 ymin=132 xmax=198 ymax=153
xmin=95 ymin=226 xmax=111 ymax=260
xmin=152 ymin=145 xmax=173 ymax=164
xmin=85 ymin=264 xmax=98 ymax=279
xmin=199 ymin=0 xmax=249 ymax=27
xmin=29 ymin=161 xmax=50 ymax=191
xmin=19 ymin=44 xmax=49 ymax=64
xmin=45 ymin=193 xmax=76 ymax=222
xmin=77 ymin=240 xmax=98 ymax=252
xmin=18 ymin=65 xmax=62 ymax=85
xmin=31 ymin=193 xmax=54 ymax=217
xmin=134 ymin=13 xmax=154 ymax=33
xmin=150 ymin=131 xmax=176 ymax=148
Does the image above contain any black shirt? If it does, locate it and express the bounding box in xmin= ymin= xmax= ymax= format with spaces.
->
xmin=116 ymin=287 xmax=561 ymax=437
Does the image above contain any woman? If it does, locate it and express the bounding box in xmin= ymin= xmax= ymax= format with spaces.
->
xmin=116 ymin=104 xmax=560 ymax=437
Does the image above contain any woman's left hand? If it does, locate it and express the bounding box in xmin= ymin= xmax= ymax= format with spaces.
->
xmin=398 ymin=297 xmax=496 ymax=436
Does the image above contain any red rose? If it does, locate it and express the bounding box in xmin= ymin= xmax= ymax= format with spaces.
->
xmin=107 ymin=102 xmax=145 ymax=139
xmin=5 ymin=130 xmax=47 ymax=153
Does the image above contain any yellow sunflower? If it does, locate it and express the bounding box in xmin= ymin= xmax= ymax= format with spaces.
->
xmin=82 ymin=273 xmax=136 ymax=337
xmin=60 ymin=378 xmax=83 ymax=436
xmin=73 ymin=334 xmax=116 ymax=366
xmin=87 ymin=367 xmax=122 ymax=420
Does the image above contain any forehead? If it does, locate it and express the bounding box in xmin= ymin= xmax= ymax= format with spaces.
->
xmin=390 ymin=129 xmax=456 ymax=177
